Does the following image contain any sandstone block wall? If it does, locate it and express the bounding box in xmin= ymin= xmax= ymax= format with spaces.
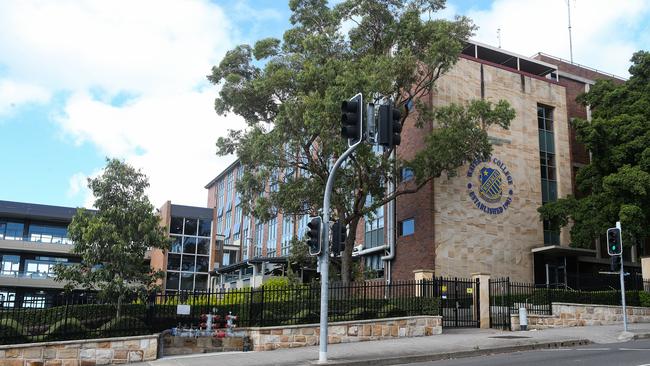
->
xmin=243 ymin=316 xmax=442 ymax=351
xmin=0 ymin=335 xmax=158 ymax=366
xmin=511 ymin=302 xmax=650 ymax=330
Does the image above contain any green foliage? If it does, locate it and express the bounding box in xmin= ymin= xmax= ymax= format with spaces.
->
xmin=0 ymin=318 xmax=29 ymax=344
xmin=45 ymin=318 xmax=87 ymax=341
xmin=98 ymin=316 xmax=148 ymax=338
xmin=379 ymin=304 xmax=407 ymax=318
xmin=54 ymin=159 xmax=171 ymax=315
xmin=208 ymin=0 xmax=514 ymax=281
xmin=640 ymin=291 xmax=650 ymax=307
xmin=344 ymin=307 xmax=376 ymax=321
xmin=539 ymin=51 xmax=650 ymax=249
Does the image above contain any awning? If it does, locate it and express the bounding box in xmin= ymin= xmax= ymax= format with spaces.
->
xmin=531 ymin=245 xmax=596 ymax=257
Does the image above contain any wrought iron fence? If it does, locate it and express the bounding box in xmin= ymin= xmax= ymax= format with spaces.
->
xmin=0 ymin=280 xmax=443 ymax=345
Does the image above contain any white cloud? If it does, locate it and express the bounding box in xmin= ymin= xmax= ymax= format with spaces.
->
xmin=462 ymin=0 xmax=650 ymax=77
xmin=0 ymin=79 xmax=50 ymax=116
xmin=0 ymin=0 xmax=246 ymax=208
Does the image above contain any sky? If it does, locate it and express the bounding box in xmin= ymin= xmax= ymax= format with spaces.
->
xmin=0 ymin=0 xmax=648 ymax=210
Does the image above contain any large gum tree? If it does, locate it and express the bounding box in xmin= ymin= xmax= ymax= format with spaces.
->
xmin=208 ymin=0 xmax=515 ymax=283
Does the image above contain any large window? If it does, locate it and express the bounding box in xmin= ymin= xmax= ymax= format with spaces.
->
xmin=281 ymin=215 xmax=293 ymax=256
xmin=267 ymin=218 xmax=277 ymax=257
xmin=538 ymin=105 xmax=560 ymax=245
xmin=1 ymin=255 xmax=20 ymax=276
xmin=0 ymin=221 xmax=25 ymax=241
xmin=166 ymin=216 xmax=211 ymax=292
xmin=364 ymin=197 xmax=384 ymax=249
xmin=398 ymin=218 xmax=415 ymax=237
xmin=254 ymin=222 xmax=264 ymax=257
xmin=28 ymin=224 xmax=71 ymax=244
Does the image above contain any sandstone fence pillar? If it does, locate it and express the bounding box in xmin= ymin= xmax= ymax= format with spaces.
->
xmin=471 ymin=272 xmax=491 ymax=329
xmin=413 ymin=269 xmax=435 ymax=297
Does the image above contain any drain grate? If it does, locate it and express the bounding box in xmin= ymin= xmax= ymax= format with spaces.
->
xmin=489 ymin=335 xmax=532 ymax=339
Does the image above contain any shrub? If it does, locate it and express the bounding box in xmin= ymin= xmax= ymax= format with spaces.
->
xmin=290 ymin=309 xmax=318 ymax=325
xmin=97 ymin=316 xmax=148 ymax=338
xmin=380 ymin=304 xmax=406 ymax=318
xmin=343 ymin=307 xmax=376 ymax=321
xmin=0 ymin=318 xmax=29 ymax=345
xmin=640 ymin=291 xmax=650 ymax=307
xmin=45 ymin=318 xmax=87 ymax=341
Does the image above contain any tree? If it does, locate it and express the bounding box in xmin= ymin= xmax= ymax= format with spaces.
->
xmin=539 ymin=51 xmax=650 ymax=250
xmin=55 ymin=159 xmax=170 ymax=316
xmin=208 ymin=0 xmax=515 ymax=282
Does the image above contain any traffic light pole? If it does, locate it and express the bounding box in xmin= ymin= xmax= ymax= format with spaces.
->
xmin=318 ymin=140 xmax=362 ymax=364
xmin=617 ymin=221 xmax=628 ymax=332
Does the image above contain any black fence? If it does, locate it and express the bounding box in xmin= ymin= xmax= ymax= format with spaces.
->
xmin=489 ymin=277 xmax=650 ymax=330
xmin=0 ymin=280 xmax=444 ymax=345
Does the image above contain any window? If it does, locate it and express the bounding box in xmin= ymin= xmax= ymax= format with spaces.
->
xmin=233 ymin=205 xmax=242 ymax=241
xmin=198 ymin=219 xmax=212 ymax=237
xmin=364 ymin=196 xmax=384 ymax=248
xmin=1 ymin=255 xmax=20 ymax=276
xmin=297 ymin=214 xmax=309 ymax=240
xmin=254 ymin=222 xmax=264 ymax=257
xmin=267 ymin=218 xmax=277 ymax=255
xmin=217 ymin=180 xmax=225 ymax=217
xmin=538 ymin=104 xmax=560 ymax=245
xmin=401 ymin=167 xmax=414 ymax=182
xmin=398 ymin=218 xmax=415 ymax=237
xmin=28 ymin=224 xmax=70 ymax=244
xmin=0 ymin=290 xmax=16 ymax=308
xmin=281 ymin=215 xmax=293 ymax=256
xmin=170 ymin=217 xmax=183 ymax=234
xmin=165 ymin=215 xmax=211 ymax=292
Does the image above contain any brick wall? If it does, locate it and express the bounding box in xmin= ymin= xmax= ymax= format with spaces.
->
xmin=0 ymin=334 xmax=158 ymax=366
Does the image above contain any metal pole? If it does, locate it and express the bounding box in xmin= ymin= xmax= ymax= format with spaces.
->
xmin=617 ymin=221 xmax=628 ymax=332
xmin=318 ymin=139 xmax=362 ymax=363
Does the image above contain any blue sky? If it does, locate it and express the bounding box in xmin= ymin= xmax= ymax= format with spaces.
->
xmin=0 ymin=0 xmax=648 ymax=209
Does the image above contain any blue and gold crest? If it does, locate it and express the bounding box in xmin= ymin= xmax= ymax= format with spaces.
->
xmin=478 ymin=167 xmax=503 ymax=204
xmin=466 ymin=157 xmax=515 ymax=215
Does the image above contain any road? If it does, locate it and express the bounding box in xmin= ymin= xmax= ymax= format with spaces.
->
xmin=397 ymin=339 xmax=650 ymax=366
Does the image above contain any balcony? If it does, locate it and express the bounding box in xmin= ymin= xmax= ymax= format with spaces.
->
xmin=0 ymin=270 xmax=66 ymax=289
xmin=0 ymin=231 xmax=74 ymax=254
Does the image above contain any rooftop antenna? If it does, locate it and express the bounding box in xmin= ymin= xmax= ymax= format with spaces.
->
xmin=567 ymin=0 xmax=574 ymax=63
xmin=497 ymin=27 xmax=502 ymax=48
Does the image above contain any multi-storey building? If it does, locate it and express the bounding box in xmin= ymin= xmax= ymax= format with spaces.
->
xmin=150 ymin=202 xmax=216 ymax=292
xmin=0 ymin=200 xmax=83 ymax=307
xmin=204 ymin=161 xmax=310 ymax=289
xmin=204 ymin=40 xmax=637 ymax=288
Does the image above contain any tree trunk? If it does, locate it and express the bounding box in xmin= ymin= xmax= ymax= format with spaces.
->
xmin=341 ymin=216 xmax=361 ymax=284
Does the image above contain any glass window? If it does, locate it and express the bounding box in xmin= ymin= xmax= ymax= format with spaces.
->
xmin=170 ymin=235 xmax=183 ymax=253
xmin=194 ymin=274 xmax=208 ymax=291
xmin=222 ymin=252 xmax=230 ymax=266
xmin=184 ymin=218 xmax=198 ymax=236
xmin=23 ymin=295 xmax=46 ymax=308
xmin=1 ymin=255 xmax=20 ymax=276
xmin=183 ymin=237 xmax=197 ymax=254
xmin=180 ymin=273 xmax=194 ymax=290
xmin=198 ymin=219 xmax=211 ymax=237
xmin=196 ymin=256 xmax=209 ymax=272
xmin=267 ymin=217 xmax=277 ymax=248
xmin=181 ymin=255 xmax=195 ymax=272
xmin=399 ymin=218 xmax=415 ymax=237
xmin=196 ymin=238 xmax=209 ymax=255
xmin=401 ymin=167 xmax=414 ymax=182
xmin=167 ymin=253 xmax=181 ymax=271
xmin=166 ymin=272 xmax=179 ymax=290
xmin=170 ymin=217 xmax=183 ymax=234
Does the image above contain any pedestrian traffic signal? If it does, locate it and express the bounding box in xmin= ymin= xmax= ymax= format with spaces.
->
xmin=306 ymin=217 xmax=322 ymax=256
xmin=378 ymin=104 xmax=402 ymax=148
xmin=341 ymin=94 xmax=363 ymax=145
xmin=331 ymin=221 xmax=347 ymax=256
xmin=607 ymin=227 xmax=622 ymax=256
xmin=610 ymin=255 xmax=621 ymax=272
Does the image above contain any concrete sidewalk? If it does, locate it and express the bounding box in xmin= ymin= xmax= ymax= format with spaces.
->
xmin=142 ymin=323 xmax=650 ymax=366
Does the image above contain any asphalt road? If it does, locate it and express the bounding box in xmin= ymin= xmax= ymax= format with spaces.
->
xmin=397 ymin=339 xmax=650 ymax=366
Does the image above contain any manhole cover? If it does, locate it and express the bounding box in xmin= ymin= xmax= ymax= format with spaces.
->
xmin=489 ymin=336 xmax=532 ymax=339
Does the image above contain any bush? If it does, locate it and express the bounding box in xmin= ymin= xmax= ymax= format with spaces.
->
xmin=0 ymin=318 xmax=29 ymax=345
xmin=343 ymin=307 xmax=376 ymax=321
xmin=291 ymin=309 xmax=319 ymax=325
xmin=45 ymin=318 xmax=87 ymax=341
xmin=97 ymin=316 xmax=148 ymax=338
xmin=640 ymin=292 xmax=650 ymax=307
xmin=380 ymin=304 xmax=406 ymax=318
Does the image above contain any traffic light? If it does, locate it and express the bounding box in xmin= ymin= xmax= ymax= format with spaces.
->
xmin=306 ymin=217 xmax=322 ymax=256
xmin=378 ymin=104 xmax=402 ymax=148
xmin=341 ymin=94 xmax=363 ymax=144
xmin=610 ymin=255 xmax=621 ymax=272
xmin=331 ymin=221 xmax=347 ymax=256
xmin=607 ymin=227 xmax=622 ymax=256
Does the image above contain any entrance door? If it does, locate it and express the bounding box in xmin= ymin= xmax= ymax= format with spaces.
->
xmin=439 ymin=277 xmax=480 ymax=328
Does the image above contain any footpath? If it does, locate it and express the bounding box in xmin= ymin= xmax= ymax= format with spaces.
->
xmin=141 ymin=323 xmax=650 ymax=366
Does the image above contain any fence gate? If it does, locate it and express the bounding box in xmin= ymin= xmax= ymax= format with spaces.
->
xmin=489 ymin=278 xmax=511 ymax=330
xmin=438 ymin=277 xmax=480 ymax=328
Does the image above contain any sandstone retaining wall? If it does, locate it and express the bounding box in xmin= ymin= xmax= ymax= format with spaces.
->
xmin=0 ymin=334 xmax=158 ymax=366
xmin=511 ymin=302 xmax=650 ymax=330
xmin=243 ymin=315 xmax=442 ymax=351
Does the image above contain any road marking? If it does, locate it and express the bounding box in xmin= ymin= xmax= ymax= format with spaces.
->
xmin=620 ymin=348 xmax=650 ymax=351
xmin=578 ymin=348 xmax=610 ymax=351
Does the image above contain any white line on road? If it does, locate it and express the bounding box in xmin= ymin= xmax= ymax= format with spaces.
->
xmin=619 ymin=348 xmax=650 ymax=351
xmin=577 ymin=348 xmax=611 ymax=351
